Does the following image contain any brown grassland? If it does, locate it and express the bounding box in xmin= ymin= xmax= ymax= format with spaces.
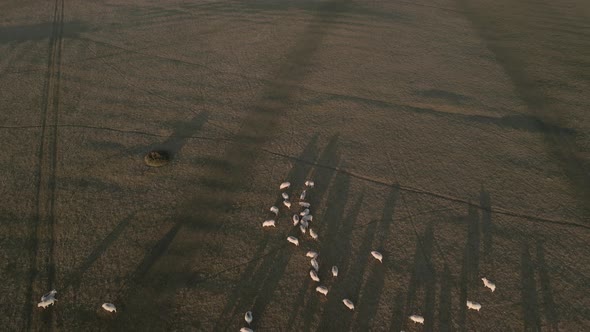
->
xmin=1 ymin=0 xmax=589 ymax=330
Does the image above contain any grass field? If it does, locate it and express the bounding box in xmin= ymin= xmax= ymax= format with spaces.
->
xmin=1 ymin=0 xmax=589 ymax=330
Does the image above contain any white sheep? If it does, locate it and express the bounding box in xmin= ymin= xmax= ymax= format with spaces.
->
xmin=300 ymin=190 xmax=306 ymax=200
xmin=292 ymin=214 xmax=300 ymax=226
xmin=245 ymin=311 xmax=253 ymax=325
xmin=481 ymin=277 xmax=496 ymax=292
xmin=309 ymin=228 xmax=318 ymax=240
xmin=331 ymin=266 xmax=338 ymax=277
xmin=37 ymin=298 xmax=56 ymax=309
xmin=306 ymin=251 xmax=318 ymax=258
xmin=371 ymin=251 xmax=383 ymax=263
xmin=305 ymin=180 xmax=315 ymax=188
xmin=302 ymin=214 xmax=313 ymax=222
xmin=102 ymin=303 xmax=116 ymax=313
xmin=342 ymin=299 xmax=355 ymax=310
xmin=300 ymin=220 xmax=309 ymax=228
xmin=311 ymin=258 xmax=319 ymax=271
xmin=310 ymin=270 xmax=320 ymax=282
xmin=270 ymin=206 xmax=279 ymax=215
xmin=280 ymin=182 xmax=291 ymax=190
xmin=316 ymin=286 xmax=328 ymax=296
xmin=466 ymin=301 xmax=482 ymax=311
xmin=240 ymin=328 xmax=253 ymax=332
xmin=300 ymin=224 xmax=307 ymax=234
xmin=299 ymin=202 xmax=310 ymax=208
xmin=409 ymin=315 xmax=424 ymax=324
xmin=41 ymin=290 xmax=57 ymax=302
xmin=287 ymin=236 xmax=299 ymax=246
xmin=283 ymin=200 xmax=291 ymax=209
xmin=282 ymin=192 xmax=289 ymax=200
xmin=300 ymin=209 xmax=310 ymax=217
xmin=262 ymin=220 xmax=276 ymax=227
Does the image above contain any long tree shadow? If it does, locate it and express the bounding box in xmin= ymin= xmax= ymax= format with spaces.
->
xmin=388 ymin=290 xmax=405 ymax=332
xmin=438 ymin=264 xmax=453 ymax=332
xmin=355 ymin=185 xmax=399 ymax=331
xmin=536 ymin=241 xmax=559 ymax=332
xmin=151 ymin=111 xmax=210 ymax=158
xmin=287 ymin=158 xmax=350 ymax=331
xmin=480 ymin=186 xmax=493 ymax=259
xmin=213 ymin=134 xmax=322 ymax=331
xmin=521 ymin=243 xmax=541 ymax=331
xmin=402 ymin=223 xmax=437 ymax=331
xmin=458 ymin=205 xmax=480 ymax=331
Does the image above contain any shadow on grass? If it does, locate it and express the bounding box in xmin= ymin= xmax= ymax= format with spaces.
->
xmin=520 ymin=243 xmax=541 ymax=331
xmin=458 ymin=204 xmax=480 ymax=331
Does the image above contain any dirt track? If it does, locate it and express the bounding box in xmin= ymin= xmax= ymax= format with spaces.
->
xmin=1 ymin=0 xmax=589 ymax=330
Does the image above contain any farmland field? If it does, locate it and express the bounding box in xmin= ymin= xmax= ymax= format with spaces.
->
xmin=1 ymin=0 xmax=589 ymax=331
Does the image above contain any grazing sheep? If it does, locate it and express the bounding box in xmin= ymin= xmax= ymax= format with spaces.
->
xmin=311 ymin=258 xmax=319 ymax=271
xmin=245 ymin=311 xmax=253 ymax=325
xmin=306 ymin=251 xmax=318 ymax=258
xmin=466 ymin=301 xmax=482 ymax=311
xmin=342 ymin=299 xmax=355 ymax=310
xmin=482 ymin=277 xmax=496 ymax=292
xmin=280 ymin=182 xmax=291 ymax=190
xmin=299 ymin=202 xmax=310 ymax=208
xmin=309 ymin=228 xmax=318 ymax=240
xmin=283 ymin=200 xmax=291 ymax=209
xmin=293 ymin=214 xmax=300 ymax=226
xmin=300 ymin=220 xmax=309 ymax=228
xmin=41 ymin=290 xmax=57 ymax=302
xmin=262 ymin=220 xmax=276 ymax=227
xmin=305 ymin=180 xmax=315 ymax=188
xmin=331 ymin=266 xmax=338 ymax=277
xmin=371 ymin=251 xmax=383 ymax=263
xmin=287 ymin=236 xmax=299 ymax=246
xmin=316 ymin=286 xmax=328 ymax=296
xmin=270 ymin=206 xmax=279 ymax=215
xmin=300 ymin=190 xmax=306 ymax=200
xmin=300 ymin=209 xmax=310 ymax=217
xmin=302 ymin=214 xmax=313 ymax=222
xmin=102 ymin=303 xmax=116 ymax=313
xmin=240 ymin=328 xmax=253 ymax=332
xmin=300 ymin=224 xmax=307 ymax=234
xmin=37 ymin=298 xmax=56 ymax=309
xmin=409 ymin=315 xmax=424 ymax=324
xmin=282 ymin=192 xmax=289 ymax=200
xmin=310 ymin=270 xmax=320 ymax=282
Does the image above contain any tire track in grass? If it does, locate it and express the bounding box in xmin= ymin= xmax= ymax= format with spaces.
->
xmin=25 ymin=0 xmax=64 ymax=330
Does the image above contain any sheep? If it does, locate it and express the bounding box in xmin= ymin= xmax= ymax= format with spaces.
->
xmin=300 ymin=209 xmax=310 ymax=217
xmin=481 ymin=277 xmax=496 ymax=292
xmin=283 ymin=200 xmax=291 ymax=209
xmin=371 ymin=251 xmax=383 ymax=263
xmin=305 ymin=180 xmax=315 ymax=188
xmin=331 ymin=266 xmax=338 ymax=277
xmin=299 ymin=202 xmax=310 ymax=208
xmin=240 ymin=328 xmax=253 ymax=332
xmin=102 ymin=303 xmax=116 ymax=313
xmin=306 ymin=251 xmax=318 ymax=258
xmin=300 ymin=190 xmax=306 ymax=200
xmin=37 ymin=298 xmax=56 ymax=309
xmin=287 ymin=236 xmax=299 ymax=246
xmin=280 ymin=182 xmax=291 ymax=190
xmin=310 ymin=270 xmax=320 ymax=282
xmin=300 ymin=220 xmax=309 ymax=228
xmin=302 ymin=214 xmax=313 ymax=222
xmin=342 ymin=299 xmax=355 ymax=310
xmin=293 ymin=214 xmax=300 ymax=226
xmin=311 ymin=258 xmax=319 ymax=272
xmin=262 ymin=220 xmax=276 ymax=227
xmin=309 ymin=228 xmax=318 ymax=240
xmin=466 ymin=301 xmax=482 ymax=311
xmin=245 ymin=311 xmax=253 ymax=325
xmin=282 ymin=192 xmax=289 ymax=200
xmin=409 ymin=315 xmax=424 ymax=324
xmin=270 ymin=206 xmax=279 ymax=215
xmin=300 ymin=224 xmax=307 ymax=234
xmin=316 ymin=286 xmax=328 ymax=296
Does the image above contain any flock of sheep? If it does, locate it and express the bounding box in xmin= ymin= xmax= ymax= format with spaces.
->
xmin=240 ymin=180 xmax=498 ymax=331
xmin=36 ymin=179 xmax=497 ymax=330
